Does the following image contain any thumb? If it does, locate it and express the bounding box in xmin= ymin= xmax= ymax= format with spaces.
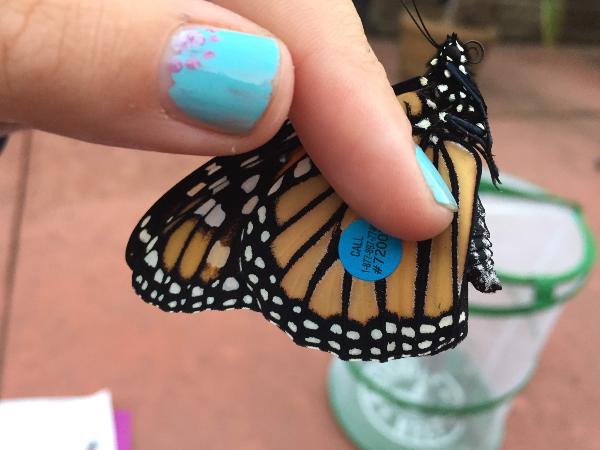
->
xmin=0 ymin=0 xmax=294 ymax=155
xmin=215 ymin=0 xmax=457 ymax=240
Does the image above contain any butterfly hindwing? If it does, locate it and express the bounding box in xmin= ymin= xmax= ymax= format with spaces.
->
xmin=240 ymin=135 xmax=482 ymax=361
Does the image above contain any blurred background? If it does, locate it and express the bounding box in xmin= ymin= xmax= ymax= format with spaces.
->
xmin=0 ymin=0 xmax=599 ymax=449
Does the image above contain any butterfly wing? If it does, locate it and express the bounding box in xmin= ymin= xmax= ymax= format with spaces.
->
xmin=240 ymin=137 xmax=482 ymax=361
xmin=126 ymin=123 xmax=300 ymax=313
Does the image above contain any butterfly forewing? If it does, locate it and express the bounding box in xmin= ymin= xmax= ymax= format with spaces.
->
xmin=127 ymin=132 xmax=300 ymax=313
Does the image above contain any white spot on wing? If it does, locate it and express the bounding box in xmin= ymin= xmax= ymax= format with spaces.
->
xmin=144 ymin=251 xmax=158 ymax=268
xmin=329 ymin=341 xmax=341 ymax=350
xmin=146 ymin=236 xmax=158 ymax=252
xmin=209 ymin=176 xmax=228 ymax=192
xmin=195 ymin=199 xmax=216 ymax=216
xmin=139 ymin=229 xmax=151 ymax=243
xmin=205 ymin=204 xmax=226 ymax=227
xmin=257 ymin=206 xmax=266 ymax=224
xmin=205 ymin=162 xmax=220 ymax=175
xmin=192 ymin=286 xmax=203 ymax=297
xmin=241 ymin=175 xmax=260 ymax=193
xmin=440 ymin=316 xmax=453 ymax=328
xmin=330 ymin=324 xmax=342 ymax=335
xmin=186 ymin=182 xmax=206 ymax=197
xmin=154 ymin=269 xmax=164 ymax=283
xmin=241 ymin=155 xmax=259 ymax=168
xmin=223 ymin=277 xmax=239 ymax=291
xmin=420 ymin=324 xmax=436 ymax=334
xmin=304 ymin=320 xmax=319 ymax=330
xmin=268 ymin=177 xmax=283 ymax=195
xmin=347 ymin=331 xmax=360 ymax=340
xmin=242 ymin=196 xmax=258 ymax=214
xmin=401 ymin=327 xmax=415 ymax=338
xmin=294 ymin=158 xmax=311 ymax=178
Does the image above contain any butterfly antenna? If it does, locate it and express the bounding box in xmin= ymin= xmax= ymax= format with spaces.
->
xmin=411 ymin=0 xmax=439 ymax=47
xmin=400 ymin=0 xmax=439 ymax=48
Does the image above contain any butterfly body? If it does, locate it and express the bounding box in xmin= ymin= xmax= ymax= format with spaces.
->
xmin=126 ymin=34 xmax=500 ymax=361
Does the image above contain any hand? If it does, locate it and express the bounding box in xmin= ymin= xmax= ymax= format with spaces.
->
xmin=0 ymin=0 xmax=455 ymax=240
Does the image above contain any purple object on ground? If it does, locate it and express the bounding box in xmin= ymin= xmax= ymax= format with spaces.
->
xmin=114 ymin=410 xmax=132 ymax=450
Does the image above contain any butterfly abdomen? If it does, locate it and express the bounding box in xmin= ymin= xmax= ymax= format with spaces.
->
xmin=467 ymin=197 xmax=501 ymax=293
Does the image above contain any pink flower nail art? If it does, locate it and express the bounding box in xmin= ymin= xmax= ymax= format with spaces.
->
xmin=167 ymin=58 xmax=183 ymax=73
xmin=171 ymin=29 xmax=205 ymax=53
xmin=185 ymin=57 xmax=201 ymax=70
xmin=203 ymin=51 xmax=215 ymax=60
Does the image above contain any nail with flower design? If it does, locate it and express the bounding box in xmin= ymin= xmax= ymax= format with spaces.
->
xmin=160 ymin=26 xmax=281 ymax=135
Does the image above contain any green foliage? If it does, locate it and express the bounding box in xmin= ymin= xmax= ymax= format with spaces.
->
xmin=540 ymin=0 xmax=566 ymax=45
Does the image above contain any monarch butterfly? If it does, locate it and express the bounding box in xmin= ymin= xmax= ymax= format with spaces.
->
xmin=126 ymin=8 xmax=500 ymax=362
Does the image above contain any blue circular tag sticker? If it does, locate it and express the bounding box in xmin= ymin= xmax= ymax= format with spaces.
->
xmin=338 ymin=219 xmax=403 ymax=282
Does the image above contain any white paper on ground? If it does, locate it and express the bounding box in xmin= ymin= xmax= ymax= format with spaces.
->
xmin=0 ymin=389 xmax=117 ymax=450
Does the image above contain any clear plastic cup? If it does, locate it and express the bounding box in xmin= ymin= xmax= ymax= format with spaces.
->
xmin=327 ymin=174 xmax=597 ymax=450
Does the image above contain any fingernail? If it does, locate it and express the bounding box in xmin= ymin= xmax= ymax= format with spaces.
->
xmin=415 ymin=144 xmax=458 ymax=211
xmin=162 ymin=27 xmax=280 ymax=134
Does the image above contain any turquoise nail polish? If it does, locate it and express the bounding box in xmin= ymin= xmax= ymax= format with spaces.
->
xmin=165 ymin=27 xmax=280 ymax=134
xmin=415 ymin=145 xmax=458 ymax=211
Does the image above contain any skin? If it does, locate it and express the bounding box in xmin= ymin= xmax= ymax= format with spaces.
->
xmin=0 ymin=0 xmax=453 ymax=240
